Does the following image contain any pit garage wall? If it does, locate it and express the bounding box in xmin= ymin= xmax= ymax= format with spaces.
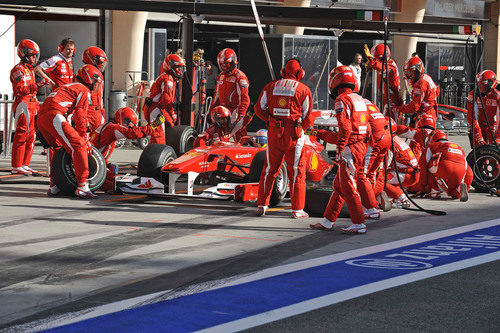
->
xmin=0 ymin=14 xmax=16 ymax=131
xmin=15 ymin=20 xmax=98 ymax=75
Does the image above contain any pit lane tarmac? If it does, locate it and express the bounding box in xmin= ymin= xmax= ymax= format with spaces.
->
xmin=0 ymin=141 xmax=498 ymax=332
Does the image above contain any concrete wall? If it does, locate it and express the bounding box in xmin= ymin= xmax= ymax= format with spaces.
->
xmin=484 ymin=1 xmax=499 ymax=73
xmin=15 ymin=20 xmax=98 ymax=71
xmin=111 ymin=11 xmax=148 ymax=92
xmin=275 ymin=0 xmax=311 ymax=35
xmin=393 ymin=0 xmax=427 ymax=97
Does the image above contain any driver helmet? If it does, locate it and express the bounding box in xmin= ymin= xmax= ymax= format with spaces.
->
xmin=253 ymin=129 xmax=268 ymax=147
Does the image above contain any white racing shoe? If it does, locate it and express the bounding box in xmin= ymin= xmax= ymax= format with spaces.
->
xmin=364 ymin=207 xmax=381 ymax=220
xmin=459 ymin=183 xmax=469 ymax=202
xmin=341 ymin=223 xmax=367 ymax=234
xmin=11 ymin=167 xmax=31 ymax=176
xmin=309 ymin=217 xmax=335 ymax=231
xmin=23 ymin=166 xmax=39 ymax=174
xmin=393 ymin=194 xmax=411 ymax=208
xmin=75 ymin=183 xmax=98 ymax=199
xmin=47 ymin=185 xmax=61 ymax=197
xmin=377 ymin=191 xmax=392 ymax=212
xmin=256 ymin=206 xmax=267 ymax=217
xmin=291 ymin=210 xmax=309 ymax=219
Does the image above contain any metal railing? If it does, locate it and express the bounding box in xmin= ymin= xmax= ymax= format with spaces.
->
xmin=1 ymin=94 xmax=14 ymax=158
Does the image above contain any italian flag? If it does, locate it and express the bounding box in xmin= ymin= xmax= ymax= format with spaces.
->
xmin=453 ymin=25 xmax=472 ymax=35
xmin=357 ymin=10 xmax=382 ymax=21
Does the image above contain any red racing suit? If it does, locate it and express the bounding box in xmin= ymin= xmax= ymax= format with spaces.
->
xmin=366 ymin=58 xmax=402 ymax=112
xmin=87 ymin=81 xmax=105 ymax=132
xmin=255 ymin=77 xmax=313 ymax=210
xmin=382 ymin=135 xmax=419 ymax=199
xmin=466 ymin=89 xmax=500 ymax=145
xmin=143 ymin=72 xmax=178 ymax=144
xmin=396 ymin=113 xmax=436 ymax=162
xmin=364 ymin=99 xmax=391 ymax=182
xmin=90 ymin=122 xmax=155 ymax=192
xmin=37 ymin=83 xmax=91 ymax=184
xmin=323 ymin=89 xmax=370 ymax=224
xmin=39 ymin=53 xmax=74 ymax=88
xmin=211 ymin=69 xmax=251 ymax=142
xmin=397 ymin=74 xmax=439 ymax=123
xmin=10 ymin=62 xmax=47 ymax=168
xmin=418 ymin=141 xmax=473 ymax=199
xmin=193 ymin=125 xmax=233 ymax=147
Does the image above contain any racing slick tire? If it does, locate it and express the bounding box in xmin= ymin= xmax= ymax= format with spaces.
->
xmin=137 ymin=144 xmax=177 ymax=182
xmin=304 ymin=185 xmax=349 ymax=218
xmin=166 ymin=125 xmax=196 ymax=156
xmin=247 ymin=151 xmax=288 ymax=206
xmin=51 ymin=147 xmax=106 ymax=195
xmin=466 ymin=144 xmax=500 ymax=192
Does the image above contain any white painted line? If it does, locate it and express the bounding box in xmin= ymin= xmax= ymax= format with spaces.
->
xmin=12 ymin=219 xmax=500 ymax=332
xmin=197 ymin=251 xmax=500 ymax=333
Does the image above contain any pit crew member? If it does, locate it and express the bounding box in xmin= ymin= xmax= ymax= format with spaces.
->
xmin=466 ymin=70 xmax=500 ymax=146
xmin=211 ymin=48 xmax=251 ymax=142
xmin=309 ymin=65 xmax=370 ymax=233
xmin=416 ymin=130 xmax=473 ymax=201
xmin=10 ymin=39 xmax=49 ymax=175
xmin=90 ymin=107 xmax=164 ymax=192
xmin=35 ymin=37 xmax=75 ymax=89
xmin=37 ymin=65 xmax=103 ymax=199
xmin=83 ymin=46 xmax=108 ymax=132
xmin=254 ymin=58 xmax=313 ymax=219
xmin=364 ymin=43 xmax=402 ymax=113
xmin=193 ymin=106 xmax=235 ymax=147
xmin=143 ymin=54 xmax=186 ymax=145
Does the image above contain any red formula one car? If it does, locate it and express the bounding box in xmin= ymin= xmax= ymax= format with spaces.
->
xmin=116 ymin=135 xmax=334 ymax=207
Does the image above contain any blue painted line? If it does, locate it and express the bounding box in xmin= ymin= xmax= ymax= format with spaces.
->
xmin=47 ymin=225 xmax=500 ymax=333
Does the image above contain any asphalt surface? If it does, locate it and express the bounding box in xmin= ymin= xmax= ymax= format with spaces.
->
xmin=0 ymin=135 xmax=498 ymax=332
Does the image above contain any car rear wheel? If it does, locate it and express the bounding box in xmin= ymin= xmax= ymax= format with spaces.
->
xmin=137 ymin=144 xmax=177 ymax=182
xmin=51 ymin=147 xmax=106 ymax=194
xmin=166 ymin=125 xmax=196 ymax=156
xmin=248 ymin=151 xmax=288 ymax=206
xmin=466 ymin=144 xmax=500 ymax=192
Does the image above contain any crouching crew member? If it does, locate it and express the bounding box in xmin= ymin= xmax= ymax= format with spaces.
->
xmin=211 ymin=48 xmax=251 ymax=142
xmin=143 ymin=54 xmax=186 ymax=145
xmin=466 ymin=70 xmax=500 ymax=147
xmin=416 ymin=130 xmax=473 ymax=201
xmin=90 ymin=107 xmax=164 ymax=192
xmin=10 ymin=39 xmax=49 ymax=175
xmin=194 ymin=106 xmax=234 ymax=147
xmin=83 ymin=46 xmax=108 ymax=132
xmin=37 ymin=65 xmax=102 ymax=198
xmin=254 ymin=58 xmax=313 ymax=218
xmin=310 ymin=65 xmax=370 ymax=234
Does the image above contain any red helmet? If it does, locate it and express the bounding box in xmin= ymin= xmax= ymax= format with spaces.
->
xmin=476 ymin=70 xmax=497 ymax=94
xmin=211 ymin=106 xmax=232 ymax=129
xmin=416 ymin=114 xmax=436 ymax=130
xmin=83 ymin=46 xmax=108 ymax=72
xmin=76 ymin=64 xmax=103 ymax=91
xmin=329 ymin=65 xmax=358 ymax=98
xmin=163 ymin=54 xmax=186 ymax=79
xmin=17 ymin=39 xmax=40 ymax=66
xmin=403 ymin=56 xmax=424 ymax=82
xmin=114 ymin=107 xmax=138 ymax=127
xmin=426 ymin=130 xmax=448 ymax=146
xmin=280 ymin=58 xmax=305 ymax=81
xmin=371 ymin=44 xmax=390 ymax=60
xmin=217 ymin=48 xmax=237 ymax=73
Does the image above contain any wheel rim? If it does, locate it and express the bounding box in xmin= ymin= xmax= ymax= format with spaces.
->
xmin=474 ymin=154 xmax=500 ymax=184
xmin=276 ymin=167 xmax=288 ymax=195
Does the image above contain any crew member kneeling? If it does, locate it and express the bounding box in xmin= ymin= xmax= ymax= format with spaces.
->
xmin=417 ymin=130 xmax=473 ymax=201
xmin=254 ymin=58 xmax=313 ymax=218
xmin=37 ymin=65 xmax=103 ymax=198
